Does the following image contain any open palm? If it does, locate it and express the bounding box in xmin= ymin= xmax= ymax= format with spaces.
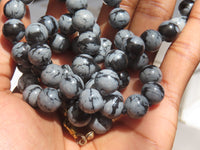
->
xmin=1 ymin=0 xmax=200 ymax=149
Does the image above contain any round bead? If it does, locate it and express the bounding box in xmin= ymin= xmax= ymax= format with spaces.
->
xmin=71 ymin=54 xmax=100 ymax=82
xmin=3 ymin=19 xmax=25 ymax=42
xmin=114 ymin=29 xmax=134 ymax=50
xmin=118 ymin=71 xmax=130 ymax=90
xmin=68 ymin=102 xmax=91 ymax=127
xmin=104 ymin=49 xmax=128 ymax=72
xmin=37 ymin=87 xmax=62 ymax=112
xmin=95 ymin=69 xmax=120 ymax=95
xmin=66 ymin=0 xmax=88 ymax=14
xmin=23 ymin=84 xmax=42 ymax=107
xmin=3 ymin=0 xmax=26 ymax=19
xmin=89 ymin=114 xmax=112 ymax=134
xmin=141 ymin=82 xmax=164 ymax=105
xmin=170 ymin=16 xmax=187 ymax=31
xmin=58 ymin=13 xmax=75 ymax=35
xmin=49 ymin=33 xmax=70 ymax=53
xmin=178 ymin=0 xmax=194 ymax=16
xmin=79 ymin=88 xmax=104 ymax=114
xmin=124 ymin=94 xmax=149 ymax=118
xmin=77 ymin=31 xmax=101 ymax=56
xmin=38 ymin=15 xmax=59 ymax=37
xmin=20 ymin=0 xmax=34 ymax=4
xmin=140 ymin=29 xmax=162 ymax=52
xmin=25 ymin=23 xmax=48 ymax=45
xmin=109 ymin=8 xmax=130 ymax=29
xmin=59 ymin=74 xmax=84 ymax=99
xmin=103 ymin=0 xmax=122 ymax=7
xmin=28 ymin=43 xmax=52 ymax=67
xmin=41 ymin=64 xmax=63 ymax=88
xmin=139 ymin=65 xmax=162 ymax=83
xmin=72 ymin=9 xmax=95 ymax=32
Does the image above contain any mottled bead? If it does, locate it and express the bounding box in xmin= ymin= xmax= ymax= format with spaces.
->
xmin=118 ymin=71 xmax=130 ymax=90
xmin=3 ymin=0 xmax=26 ymax=19
xmin=101 ymin=95 xmax=124 ymax=119
xmin=61 ymin=64 xmax=74 ymax=78
xmin=104 ymin=49 xmax=128 ymax=72
xmin=140 ymin=29 xmax=162 ymax=52
xmin=20 ymin=0 xmax=34 ymax=4
xmin=79 ymin=88 xmax=104 ymax=114
xmin=71 ymin=54 xmax=100 ymax=82
xmin=77 ymin=31 xmax=100 ymax=56
xmin=114 ymin=29 xmax=134 ymax=50
xmin=11 ymin=42 xmax=31 ymax=66
xmin=92 ymin=23 xmax=101 ymax=37
xmin=49 ymin=33 xmax=69 ymax=53
xmin=59 ymin=74 xmax=84 ymax=99
xmin=109 ymin=8 xmax=130 ymax=29
xmin=139 ymin=65 xmax=162 ymax=84
xmin=58 ymin=13 xmax=75 ymax=35
xmin=141 ymin=82 xmax=164 ymax=105
xmin=28 ymin=43 xmax=52 ymax=67
xmin=124 ymin=94 xmax=149 ymax=118
xmin=3 ymin=19 xmax=25 ymax=42
xmin=25 ymin=23 xmax=48 ymax=45
xmin=170 ymin=16 xmax=187 ymax=31
xmin=17 ymin=73 xmax=39 ymax=92
xmin=66 ymin=0 xmax=88 ymax=14
xmin=158 ymin=20 xmax=180 ymax=42
xmin=38 ymin=15 xmax=59 ymax=37
xmin=89 ymin=114 xmax=112 ymax=134
xmin=95 ymin=69 xmax=120 ymax=95
xmin=23 ymin=84 xmax=42 ymax=107
xmin=68 ymin=102 xmax=91 ymax=127
xmin=37 ymin=87 xmax=62 ymax=112
xmin=41 ymin=64 xmax=63 ymax=88
xmin=103 ymin=0 xmax=122 ymax=7
xmin=72 ymin=9 xmax=95 ymax=32
xmin=178 ymin=0 xmax=194 ymax=16
xmin=124 ymin=35 xmax=145 ymax=59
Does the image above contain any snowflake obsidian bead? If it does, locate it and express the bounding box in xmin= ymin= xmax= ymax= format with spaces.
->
xmin=66 ymin=0 xmax=88 ymax=14
xmin=178 ymin=0 xmax=194 ymax=16
xmin=103 ymin=0 xmax=122 ymax=7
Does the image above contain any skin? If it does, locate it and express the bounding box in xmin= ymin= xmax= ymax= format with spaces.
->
xmin=0 ymin=0 xmax=200 ymax=149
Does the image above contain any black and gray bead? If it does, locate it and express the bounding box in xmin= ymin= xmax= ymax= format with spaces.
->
xmin=72 ymin=9 xmax=95 ymax=32
xmin=20 ymin=0 xmax=34 ymax=4
xmin=77 ymin=31 xmax=100 ymax=56
xmin=139 ymin=65 xmax=162 ymax=84
xmin=37 ymin=87 xmax=62 ymax=112
xmin=79 ymin=88 xmax=104 ymax=114
xmin=140 ymin=29 xmax=162 ymax=52
xmin=25 ymin=23 xmax=48 ymax=45
xmin=124 ymin=94 xmax=149 ymax=118
xmin=28 ymin=43 xmax=52 ymax=67
xmin=170 ymin=16 xmax=187 ymax=32
xmin=3 ymin=19 xmax=25 ymax=42
xmin=23 ymin=84 xmax=42 ymax=107
xmin=104 ymin=49 xmax=128 ymax=72
xmin=41 ymin=64 xmax=63 ymax=88
xmin=109 ymin=8 xmax=130 ymax=29
xmin=178 ymin=0 xmax=194 ymax=16
xmin=141 ymin=82 xmax=164 ymax=105
xmin=59 ymin=74 xmax=84 ymax=99
xmin=38 ymin=15 xmax=59 ymax=37
xmin=3 ymin=0 xmax=26 ymax=19
xmin=103 ymin=0 xmax=122 ymax=7
xmin=61 ymin=64 xmax=74 ymax=78
xmin=118 ymin=71 xmax=130 ymax=90
xmin=66 ymin=0 xmax=88 ymax=14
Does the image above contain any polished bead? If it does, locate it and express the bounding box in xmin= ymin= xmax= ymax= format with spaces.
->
xmin=72 ymin=9 xmax=95 ymax=32
xmin=139 ymin=65 xmax=162 ymax=83
xmin=37 ymin=87 xmax=62 ymax=112
xmin=59 ymin=74 xmax=84 ymax=99
xmin=28 ymin=43 xmax=52 ymax=67
xmin=178 ymin=0 xmax=194 ymax=16
xmin=23 ymin=84 xmax=42 ymax=107
xmin=61 ymin=64 xmax=74 ymax=78
xmin=141 ymin=82 xmax=164 ymax=105
xmin=38 ymin=15 xmax=59 ymax=37
xmin=104 ymin=49 xmax=128 ymax=72
xmin=140 ymin=29 xmax=162 ymax=52
xmin=170 ymin=16 xmax=187 ymax=32
xmin=20 ymin=0 xmax=34 ymax=4
xmin=3 ymin=0 xmax=26 ymax=19
xmin=3 ymin=19 xmax=25 ymax=42
xmin=109 ymin=8 xmax=130 ymax=29
xmin=25 ymin=23 xmax=48 ymax=44
xmin=77 ymin=31 xmax=100 ymax=56
xmin=118 ymin=71 xmax=130 ymax=90
xmin=92 ymin=23 xmax=101 ymax=37
xmin=66 ymin=0 xmax=88 ymax=14
xmin=124 ymin=94 xmax=149 ymax=118
xmin=103 ymin=0 xmax=122 ymax=7
xmin=79 ymin=88 xmax=104 ymax=114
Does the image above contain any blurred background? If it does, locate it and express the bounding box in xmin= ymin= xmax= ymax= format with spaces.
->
xmin=9 ymin=0 xmax=200 ymax=149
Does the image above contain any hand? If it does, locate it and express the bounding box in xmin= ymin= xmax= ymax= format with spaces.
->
xmin=0 ymin=0 xmax=200 ymax=149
